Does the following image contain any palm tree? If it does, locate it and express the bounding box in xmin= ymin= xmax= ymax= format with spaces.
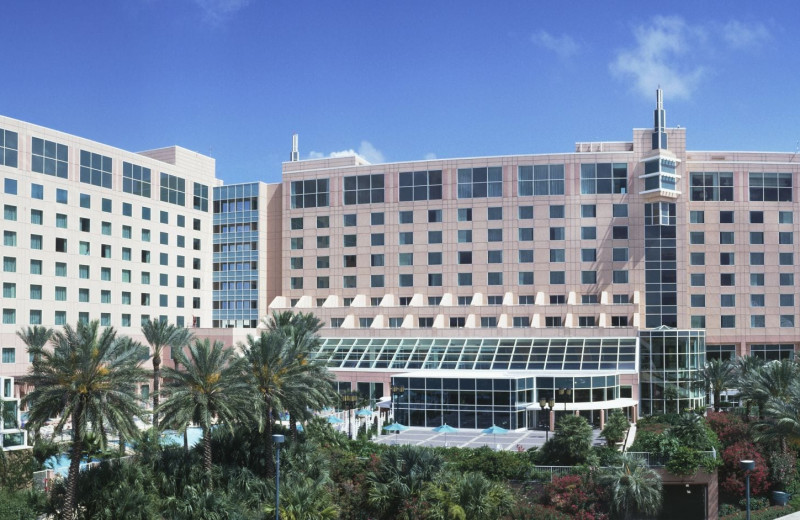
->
xmin=425 ymin=471 xmax=513 ymax=520
xmin=754 ymin=378 xmax=800 ymax=454
xmin=703 ymin=358 xmax=736 ymax=412
xmin=264 ymin=474 xmax=339 ymax=520
xmin=735 ymin=355 xmax=765 ymax=420
xmin=23 ymin=320 xmax=149 ymax=515
xmin=158 ymin=338 xmax=256 ymax=485
xmin=741 ymin=359 xmax=798 ymax=421
xmin=599 ymin=455 xmax=663 ymax=520
xmin=367 ymin=445 xmax=444 ymax=519
xmin=141 ymin=318 xmax=193 ymax=429
xmin=264 ymin=311 xmax=335 ymax=438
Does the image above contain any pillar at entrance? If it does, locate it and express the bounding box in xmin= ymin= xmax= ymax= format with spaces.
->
xmin=599 ymin=409 xmax=606 ymax=430
xmin=549 ymin=410 xmax=555 ymax=432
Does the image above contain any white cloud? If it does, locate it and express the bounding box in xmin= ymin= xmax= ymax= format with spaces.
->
xmin=721 ymin=20 xmax=770 ymax=49
xmin=531 ymin=30 xmax=579 ymax=59
xmin=192 ymin=0 xmax=252 ymax=23
xmin=423 ymin=153 xmax=437 ymax=161
xmin=610 ymin=16 xmax=706 ymax=100
xmin=307 ymin=141 xmax=386 ymax=164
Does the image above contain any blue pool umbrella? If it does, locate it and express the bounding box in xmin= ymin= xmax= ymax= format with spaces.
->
xmin=432 ymin=423 xmax=458 ymax=447
xmin=356 ymin=409 xmax=373 ymax=418
xmin=296 ymin=423 xmax=304 ymax=432
xmin=481 ymin=425 xmax=509 ymax=449
xmin=327 ymin=416 xmax=344 ymax=424
xmin=383 ymin=422 xmax=409 ymax=444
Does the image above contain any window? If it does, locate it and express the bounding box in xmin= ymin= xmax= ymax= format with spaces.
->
xmin=159 ymin=172 xmax=186 ymax=206
xmin=513 ymin=316 xmax=530 ymax=328
xmin=160 ymin=232 xmax=169 ymax=245
xmin=4 ymin=205 xmax=16 ymax=221
xmin=779 ymin=211 xmax=793 ymax=224
xmin=458 ymin=166 xmax=502 ymax=198
xmin=781 ymin=273 xmax=794 ymax=285
xmin=458 ymin=251 xmax=472 ymax=264
xmin=290 ymin=257 xmax=304 ymax=269
xmin=122 ymin=270 xmax=131 ymax=283
xmin=689 ymin=232 xmax=704 ymax=244
xmin=750 ymin=273 xmax=765 ymax=286
xmin=519 ymin=206 xmax=533 ymax=219
xmin=781 ymin=315 xmax=795 ymax=328
xmin=781 ymin=294 xmax=795 ymax=307
xmin=142 ymin=229 xmax=151 ymax=242
xmin=343 ymin=235 xmax=356 ymax=247
xmin=612 ymin=226 xmax=628 ymax=239
xmin=457 ymin=208 xmax=472 ymax=222
xmin=779 ymin=252 xmax=794 ymax=265
xmin=79 ymin=288 xmax=89 ymax=303
xmin=750 ymin=172 xmax=792 ymax=201
xmin=141 ymin=271 xmax=150 ymax=284
xmin=520 ymin=271 xmax=535 ymax=285
xmin=750 ymin=232 xmax=764 ymax=245
xmin=719 ymin=232 xmax=734 ymax=245
xmin=428 ymin=273 xmax=442 ymax=286
xmin=690 ymin=274 xmax=705 ymax=287
xmin=371 ymin=212 xmax=384 ymax=225
xmin=720 ymin=273 xmax=735 ymax=286
xmin=291 ymin=237 xmax=304 ymax=250
xmin=398 ymin=252 xmax=413 ymax=266
xmin=487 ymin=207 xmax=503 ymax=220
xmin=779 ymin=232 xmax=793 ymax=244
xmin=550 ymin=271 xmax=564 ymax=284
xmin=399 ymin=274 xmax=414 ymax=287
xmin=690 ymin=316 xmax=706 ymax=328
xmin=56 ymin=188 xmax=68 ymax=204
xmin=481 ymin=317 xmax=497 ymax=328
xmin=550 ymin=249 xmax=565 ymax=262
xmin=398 ymin=211 xmax=413 ymax=224
xmin=518 ymin=164 xmax=565 ymax=195
xmin=193 ymin=182 xmax=209 ymax=211
xmin=581 ymin=249 xmax=596 ymax=262
xmin=457 ymin=273 xmax=472 ymax=286
xmin=317 ymin=276 xmax=330 ymax=289
xmin=2 ymin=348 xmax=15 ymax=363
xmin=487 ymin=272 xmax=503 ymax=285
xmin=428 ymin=209 xmax=442 ymax=223
xmin=343 ymin=174 xmax=384 ymax=204
xmin=580 ymin=227 xmax=596 ymax=240
xmin=519 ymin=250 xmax=533 ymax=263
xmin=488 ymin=295 xmax=503 ymax=305
xmin=0 ymin=128 xmax=19 ymax=167
xmin=122 ymin=161 xmax=151 ymax=197
xmin=690 ymin=253 xmax=705 ymax=266
xmin=519 ymin=228 xmax=533 ymax=241
xmin=290 ymin=217 xmax=303 ymax=230
xmin=487 ymin=228 xmax=503 ymax=242
xmin=55 ymin=286 xmax=67 ymax=301
xmin=318 ymin=256 xmax=330 ymax=269
xmin=689 ymin=172 xmax=734 ymax=201
xmin=690 ymin=294 xmax=705 ymax=307
xmin=428 ymin=252 xmax=442 ymax=265
xmin=580 ymin=163 xmax=627 ymax=194
xmin=30 ymin=209 xmax=43 ymax=226
xmin=612 ymin=270 xmax=628 ymax=283
xmin=3 ymin=231 xmax=16 ymax=246
xmin=2 ymin=257 xmax=15 ymax=273
xmin=750 ymin=252 xmax=765 ymax=265
xmin=550 ymin=227 xmax=565 ymax=240
xmin=720 ymin=211 xmax=734 ymax=224
xmin=419 ymin=317 xmax=434 ymax=328
xmin=101 ymin=267 xmax=110 ymax=281
xmin=720 ymin=294 xmax=735 ymax=307
xmin=549 ymin=205 xmax=564 ymax=218
xmin=612 ymin=248 xmax=628 ymax=262
xmin=545 ymin=317 xmax=562 ymax=328
xmin=458 ymin=230 xmax=472 ymax=243
xmin=751 ymin=315 xmax=766 ymax=328
xmin=101 ymin=244 xmax=111 ymax=258
xmin=578 ymin=316 xmax=596 ymax=327
xmin=101 ymin=290 xmax=111 ymax=303
xmin=317 ymin=236 xmax=330 ymax=248
xmin=582 ymin=294 xmax=598 ymax=304
xmin=690 ymin=210 xmax=704 ymax=223
xmin=4 ymin=178 xmax=17 ymax=194
xmin=2 ymin=283 xmax=14 ymax=298
xmin=720 ymin=252 xmax=735 ymax=265
xmin=428 ymin=230 xmax=442 ymax=244
xmin=613 ymin=204 xmax=628 ymax=217
xmin=80 ymin=150 xmax=112 ymax=188
xmin=750 ymin=211 xmax=764 ymax=224
xmin=399 ymin=170 xmax=442 ymax=201
xmin=549 ymin=295 xmax=565 ymax=304
xmin=29 ymin=234 xmax=42 ymax=250
xmin=371 ymin=233 xmax=384 ymax=246
xmin=750 ymin=294 xmax=765 ymax=307
xmin=582 ymin=271 xmax=597 ymax=284
xmin=342 ymin=275 xmax=356 ymax=288
xmin=370 ymin=275 xmax=384 ymax=288
xmin=398 ymin=231 xmax=413 ymax=245
xmin=611 ymin=316 xmax=628 ymax=327
xmin=370 ymin=254 xmax=384 ymax=267
xmin=581 ymin=204 xmax=596 ymax=218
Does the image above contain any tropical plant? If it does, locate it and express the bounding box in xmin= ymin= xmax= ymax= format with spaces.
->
xmin=423 ymin=470 xmax=514 ymax=520
xmin=599 ymin=456 xmax=662 ymax=520
xmin=141 ymin=319 xmax=193 ymax=429
xmin=537 ymin=414 xmax=593 ymax=465
xmin=367 ymin=445 xmax=444 ymax=520
xmin=734 ymin=355 xmax=766 ymax=420
xmin=719 ymin=441 xmax=770 ymax=497
xmin=264 ymin=473 xmax=339 ymax=520
xmin=23 ymin=320 xmax=149 ymax=515
xmin=601 ymin=410 xmax=629 ymax=447
xmin=543 ymin=473 xmax=608 ymax=520
xmin=158 ymin=338 xmax=256 ymax=485
xmin=703 ymin=358 xmax=737 ymax=412
xmin=753 ymin=376 xmax=800 ymax=454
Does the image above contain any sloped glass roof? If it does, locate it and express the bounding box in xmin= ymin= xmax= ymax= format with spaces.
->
xmin=313 ymin=337 xmax=638 ymax=371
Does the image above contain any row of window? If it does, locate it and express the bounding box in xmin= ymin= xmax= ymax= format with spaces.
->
xmin=689 ymin=172 xmax=793 ymax=202
xmin=689 ymin=252 xmax=795 ymax=266
xmin=289 ymin=203 xmax=630 ymax=230
xmin=689 ymin=230 xmax=794 ymax=245
xmin=0 ymin=128 xmax=209 ymax=209
xmin=1 ymin=257 xmax=202 ymax=286
xmin=690 ymin=272 xmax=795 ymax=287
xmin=289 ymin=163 xmax=629 ymax=208
xmin=689 ymin=209 xmax=793 ymax=224
xmin=690 ymin=315 xmax=796 ymax=329
xmin=287 ymin=269 xmax=631 ymax=290
xmin=2 ymin=279 xmax=201 ymax=300
xmin=691 ymin=294 xmax=795 ymax=307
xmin=329 ymin=316 xmax=631 ymax=328
xmin=296 ymin=294 xmax=630 ymax=307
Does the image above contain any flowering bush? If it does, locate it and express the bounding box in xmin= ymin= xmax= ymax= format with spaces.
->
xmin=706 ymin=412 xmax=750 ymax=448
xmin=720 ymin=441 xmax=770 ymax=497
xmin=543 ymin=474 xmax=609 ymax=520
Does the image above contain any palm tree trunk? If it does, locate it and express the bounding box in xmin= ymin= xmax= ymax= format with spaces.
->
xmin=64 ymin=404 xmax=84 ymax=516
xmin=184 ymin=429 xmax=189 ymax=454
xmin=203 ymin=425 xmax=212 ymax=488
xmin=714 ymin=390 xmax=721 ymax=412
xmin=290 ymin=411 xmax=297 ymax=441
xmin=265 ymin=401 xmax=274 ymax=477
xmin=153 ymin=355 xmax=161 ymax=429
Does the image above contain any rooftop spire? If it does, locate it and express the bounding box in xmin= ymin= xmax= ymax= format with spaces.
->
xmin=652 ymin=88 xmax=668 ymax=150
xmin=290 ymin=133 xmax=299 ymax=162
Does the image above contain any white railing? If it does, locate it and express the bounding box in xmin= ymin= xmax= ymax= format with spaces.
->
xmin=625 ymin=449 xmax=716 ymax=467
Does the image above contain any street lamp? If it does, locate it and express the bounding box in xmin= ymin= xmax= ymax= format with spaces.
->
xmin=390 ymin=385 xmax=405 ymax=425
xmin=740 ymin=459 xmax=755 ymax=520
xmin=273 ymin=434 xmax=285 ymax=520
xmin=538 ymin=397 xmax=555 ymax=442
xmin=340 ymin=390 xmax=359 ymax=439
xmin=558 ymin=387 xmax=572 ymax=411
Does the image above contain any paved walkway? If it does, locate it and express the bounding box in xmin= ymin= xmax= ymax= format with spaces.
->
xmin=371 ymin=427 xmax=606 ymax=451
xmin=776 ymin=511 xmax=800 ymax=519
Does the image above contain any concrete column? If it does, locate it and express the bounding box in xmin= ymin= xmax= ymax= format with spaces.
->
xmin=599 ymin=409 xmax=606 ymax=430
xmin=631 ymin=404 xmax=638 ymax=424
xmin=549 ymin=410 xmax=555 ymax=432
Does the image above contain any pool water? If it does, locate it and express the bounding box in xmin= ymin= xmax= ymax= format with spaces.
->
xmin=160 ymin=427 xmax=203 ymax=448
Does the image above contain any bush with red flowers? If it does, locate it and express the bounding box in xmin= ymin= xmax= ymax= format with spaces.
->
xmin=706 ymin=412 xmax=750 ymax=448
xmin=543 ymin=474 xmax=609 ymax=520
xmin=720 ymin=441 xmax=770 ymax=497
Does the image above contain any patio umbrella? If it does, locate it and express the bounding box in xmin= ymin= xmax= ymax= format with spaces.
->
xmin=383 ymin=422 xmax=409 ymax=444
xmin=327 ymin=416 xmax=344 ymax=424
xmin=296 ymin=423 xmax=304 ymax=432
xmin=356 ymin=409 xmax=373 ymax=418
xmin=432 ymin=423 xmax=458 ymax=447
xmin=481 ymin=424 xmax=509 ymax=449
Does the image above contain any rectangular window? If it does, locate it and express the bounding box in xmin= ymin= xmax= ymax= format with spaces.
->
xmin=428 ymin=230 xmax=442 ymax=244
xmin=750 ymin=273 xmax=765 ymax=286
xmin=457 ymin=166 xmax=502 ymax=198
xmin=80 ymin=150 xmax=112 ymax=188
xmin=749 ymin=172 xmax=792 ymax=201
xmin=398 ymin=231 xmax=413 ymax=245
xmin=290 ymin=257 xmax=304 ymax=269
xmin=458 ymin=251 xmax=472 ymax=264
xmin=779 ymin=211 xmax=793 ymax=224
xmin=720 ymin=252 xmax=735 ymax=265
xmin=343 ymin=174 xmax=384 ymax=204
xmin=780 ymin=294 xmax=794 ymax=307
xmin=519 ymin=250 xmax=534 ymax=263
xmin=689 ymin=231 xmax=704 ymax=244
xmin=581 ymin=248 xmax=596 ymax=262
xmin=550 ymin=249 xmax=565 ymax=262
xmin=719 ymin=231 xmax=734 ymax=245
xmin=719 ymin=210 xmax=734 ymax=224
xmin=545 ymin=317 xmax=562 ymax=328
xmin=30 ymin=135 xmax=66 ymax=175
xmin=428 ymin=209 xmax=442 ymax=223
xmin=457 ymin=273 xmax=472 ymax=286
xmin=481 ymin=317 xmax=497 ymax=328
xmin=580 ymin=163 xmax=627 ymax=194
xmin=399 ymin=170 xmax=442 ymax=201
xmin=613 ymin=204 xmax=628 ymax=217
xmin=519 ymin=206 xmax=534 ymax=219
xmin=4 ymin=205 xmax=17 ymax=221
xmin=720 ymin=273 xmax=735 ymax=286
xmin=690 ymin=294 xmax=705 ymax=307
xmin=457 ymin=208 xmax=472 ymax=221
xmin=2 ymin=283 xmax=14 ymax=298
xmin=518 ymin=164 xmax=565 ymax=196
xmin=750 ymin=252 xmax=765 ymax=265
xmin=371 ymin=233 xmax=384 ymax=246
xmin=398 ymin=274 xmax=414 ymax=287
xmin=582 ymin=270 xmax=597 ymax=284
xmin=122 ymin=161 xmax=152 ymax=197
xmin=750 ymin=211 xmax=764 ymax=223
xmin=690 ymin=252 xmax=705 ymax=266
xmin=720 ymin=294 xmax=735 ymax=307
xmin=371 ymin=212 xmax=384 ymax=225
xmin=751 ymin=315 xmax=766 ymax=328
xmin=550 ymin=227 xmax=565 ymax=240
xmin=487 ymin=228 xmax=503 ymax=242
xmin=193 ymin=182 xmax=209 ymax=211
xmin=3 ymin=231 xmax=16 ymax=246
xmin=781 ymin=273 xmax=794 ymax=285
xmin=487 ymin=272 xmax=503 ymax=285
xmin=428 ymin=273 xmax=442 ymax=287
xmin=487 ymin=207 xmax=503 ymax=220
xmin=0 ymin=128 xmax=19 ymax=167
xmin=612 ymin=270 xmax=628 ymax=283
xmin=690 ymin=210 xmax=704 ymax=223
xmin=428 ymin=252 xmax=442 ymax=265
xmin=370 ymin=254 xmax=384 ymax=267
xmin=2 ymin=257 xmax=15 ymax=273
xmin=342 ymin=234 xmax=356 ymax=247
xmin=519 ymin=271 xmax=535 ymax=285
xmin=612 ymin=226 xmax=628 ymax=239
xmin=779 ymin=232 xmax=793 ymax=244
xmin=780 ymin=252 xmax=794 ymax=265
xmin=611 ymin=317 xmax=629 ymax=327
xmin=458 ymin=230 xmax=472 ymax=243
xmin=160 ymin=172 xmax=186 ymax=206
xmin=30 ymin=234 xmax=42 ymax=250
xmin=578 ymin=316 xmax=596 ymax=327
xmin=55 ymin=286 xmax=67 ymax=301
xmin=519 ymin=228 xmax=533 ymax=241
xmin=689 ymin=172 xmax=734 ymax=201
xmin=690 ymin=273 xmax=705 ymax=286
xmin=581 ymin=204 xmax=596 ymax=218
xmin=317 ymin=256 xmax=330 ymax=269
xmin=317 ymin=236 xmax=330 ymax=248
xmin=691 ymin=316 xmax=706 ymax=328
xmin=398 ymin=252 xmax=413 ymax=266
xmin=750 ymin=231 xmax=764 ymax=245
xmin=79 ymin=288 xmax=89 ymax=302
xmin=397 ymin=210 xmax=413 ymax=224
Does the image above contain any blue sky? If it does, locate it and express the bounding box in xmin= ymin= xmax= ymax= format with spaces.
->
xmin=2 ymin=1 xmax=798 ymax=185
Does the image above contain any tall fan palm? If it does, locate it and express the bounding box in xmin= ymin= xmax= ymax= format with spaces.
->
xmin=757 ymin=382 xmax=800 ymax=453
xmin=741 ymin=359 xmax=798 ymax=421
xmin=703 ymin=358 xmax=737 ymax=412
xmin=141 ymin=319 xmax=193 ymax=429
xmin=23 ymin=320 xmax=149 ymax=516
xmin=599 ymin=455 xmax=663 ymax=520
xmin=735 ymin=355 xmax=765 ymax=420
xmin=16 ymin=325 xmax=54 ymax=441
xmin=158 ymin=339 xmax=255 ymax=486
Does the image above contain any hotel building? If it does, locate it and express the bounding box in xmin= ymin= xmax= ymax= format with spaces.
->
xmin=1 ymin=90 xmax=799 ymax=442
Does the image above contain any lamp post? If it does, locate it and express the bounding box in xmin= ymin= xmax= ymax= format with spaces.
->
xmin=558 ymin=387 xmax=572 ymax=411
xmin=340 ymin=390 xmax=358 ymax=439
xmin=390 ymin=384 xmax=405 ymax=425
xmin=538 ymin=397 xmax=555 ymax=442
xmin=273 ymin=434 xmax=285 ymax=520
xmin=740 ymin=459 xmax=755 ymax=520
